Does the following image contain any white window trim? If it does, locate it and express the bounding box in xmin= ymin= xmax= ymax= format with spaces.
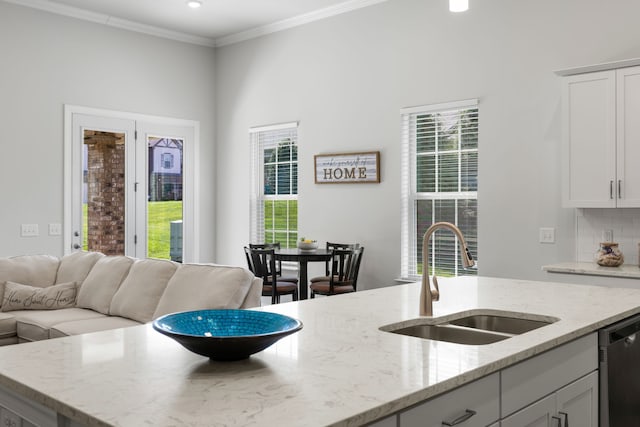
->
xmin=400 ymin=99 xmax=478 ymax=281
xmin=249 ymin=122 xmax=298 ymax=246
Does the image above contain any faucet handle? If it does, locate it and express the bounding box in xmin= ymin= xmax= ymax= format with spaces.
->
xmin=431 ymin=275 xmax=440 ymax=301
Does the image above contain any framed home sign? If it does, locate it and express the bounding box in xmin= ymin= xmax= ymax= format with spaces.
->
xmin=314 ymin=151 xmax=380 ymax=184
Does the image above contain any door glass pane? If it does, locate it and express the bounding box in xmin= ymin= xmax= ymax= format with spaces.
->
xmin=82 ymin=130 xmax=126 ymax=255
xmin=147 ymin=136 xmax=183 ymax=261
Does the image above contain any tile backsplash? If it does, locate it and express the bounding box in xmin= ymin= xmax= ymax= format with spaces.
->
xmin=576 ymin=209 xmax=640 ymax=265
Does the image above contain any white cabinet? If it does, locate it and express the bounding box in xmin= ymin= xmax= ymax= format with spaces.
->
xmin=501 ymin=371 xmax=598 ymax=427
xmin=367 ymin=415 xmax=397 ymax=427
xmin=399 ymin=373 xmax=499 ymax=427
xmin=556 ymin=371 xmax=598 ymax=426
xmin=0 ymin=383 xmax=57 ymax=427
xmin=562 ymin=65 xmax=640 ymax=207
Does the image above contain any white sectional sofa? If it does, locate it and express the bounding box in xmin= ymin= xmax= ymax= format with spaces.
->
xmin=0 ymin=251 xmax=262 ymax=345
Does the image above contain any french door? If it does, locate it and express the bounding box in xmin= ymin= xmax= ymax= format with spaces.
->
xmin=65 ymin=106 xmax=199 ymax=262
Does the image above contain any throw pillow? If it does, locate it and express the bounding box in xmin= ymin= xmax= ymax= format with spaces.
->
xmin=1 ymin=281 xmax=77 ymax=312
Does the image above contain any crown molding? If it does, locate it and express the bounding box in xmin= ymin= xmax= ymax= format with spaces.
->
xmin=214 ymin=0 xmax=389 ymax=47
xmin=4 ymin=0 xmax=388 ymax=48
xmin=3 ymin=0 xmax=216 ymax=47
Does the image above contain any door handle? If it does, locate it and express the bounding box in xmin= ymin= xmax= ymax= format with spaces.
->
xmin=442 ymin=409 xmax=476 ymax=426
xmin=559 ymin=411 xmax=568 ymax=426
xmin=618 ymin=180 xmax=622 ymax=199
xmin=610 ymin=180 xmax=614 ymax=199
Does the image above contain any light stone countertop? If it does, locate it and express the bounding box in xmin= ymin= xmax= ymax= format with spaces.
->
xmin=543 ymin=261 xmax=640 ymax=279
xmin=1 ymin=276 xmax=640 ymax=426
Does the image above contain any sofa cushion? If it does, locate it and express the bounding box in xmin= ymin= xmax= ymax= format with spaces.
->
xmin=49 ymin=316 xmax=141 ymax=339
xmin=0 ymin=255 xmax=59 ymax=289
xmin=76 ymin=256 xmax=134 ymax=314
xmin=0 ymin=313 xmax=16 ymax=339
xmin=13 ymin=308 xmax=107 ymax=342
xmin=109 ymin=258 xmax=178 ymax=323
xmin=55 ymin=251 xmax=104 ymax=285
xmin=1 ymin=282 xmax=77 ymax=312
xmin=153 ymin=264 xmax=255 ymax=319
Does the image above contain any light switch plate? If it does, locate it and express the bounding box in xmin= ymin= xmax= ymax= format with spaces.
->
xmin=21 ymin=224 xmax=39 ymax=237
xmin=49 ymin=223 xmax=62 ymax=236
xmin=539 ymin=227 xmax=555 ymax=244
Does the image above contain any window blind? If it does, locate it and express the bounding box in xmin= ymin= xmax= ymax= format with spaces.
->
xmin=400 ymin=100 xmax=478 ymax=281
xmin=249 ymin=122 xmax=298 ymax=248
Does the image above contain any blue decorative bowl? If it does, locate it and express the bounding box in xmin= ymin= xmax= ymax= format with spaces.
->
xmin=152 ymin=309 xmax=303 ymax=361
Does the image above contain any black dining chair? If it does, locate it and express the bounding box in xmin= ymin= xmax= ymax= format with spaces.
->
xmin=248 ymin=242 xmax=298 ymax=284
xmin=244 ymin=246 xmax=298 ymax=304
xmin=310 ymin=247 xmax=364 ymax=298
xmin=310 ymin=242 xmax=360 ymax=284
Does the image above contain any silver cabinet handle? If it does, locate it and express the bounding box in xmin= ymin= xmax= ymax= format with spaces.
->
xmin=552 ymin=415 xmax=562 ymax=427
xmin=442 ymin=409 xmax=476 ymax=426
xmin=610 ymin=180 xmax=614 ymax=199
xmin=618 ymin=180 xmax=622 ymax=199
xmin=559 ymin=411 xmax=568 ymax=427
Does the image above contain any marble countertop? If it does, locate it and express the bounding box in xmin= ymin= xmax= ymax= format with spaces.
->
xmin=2 ymin=276 xmax=640 ymax=426
xmin=543 ymin=261 xmax=640 ymax=279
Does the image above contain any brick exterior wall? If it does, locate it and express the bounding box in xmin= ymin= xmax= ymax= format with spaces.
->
xmin=86 ymin=133 xmax=125 ymax=255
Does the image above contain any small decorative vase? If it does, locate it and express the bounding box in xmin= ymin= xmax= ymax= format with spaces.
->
xmin=596 ymin=242 xmax=624 ymax=267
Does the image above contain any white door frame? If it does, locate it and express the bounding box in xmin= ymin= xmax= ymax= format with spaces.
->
xmin=64 ymin=105 xmax=200 ymax=262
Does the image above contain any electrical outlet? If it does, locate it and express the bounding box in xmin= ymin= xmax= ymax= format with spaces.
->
xmin=603 ymin=229 xmax=613 ymax=242
xmin=539 ymin=227 xmax=555 ymax=244
xmin=21 ymin=224 xmax=39 ymax=237
xmin=49 ymin=223 xmax=62 ymax=236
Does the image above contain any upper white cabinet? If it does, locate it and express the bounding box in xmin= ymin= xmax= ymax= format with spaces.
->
xmin=562 ymin=65 xmax=640 ymax=207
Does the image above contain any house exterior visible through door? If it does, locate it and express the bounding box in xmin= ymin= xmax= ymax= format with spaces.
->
xmin=64 ymin=106 xmax=199 ymax=262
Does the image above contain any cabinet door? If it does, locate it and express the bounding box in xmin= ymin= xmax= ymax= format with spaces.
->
xmin=367 ymin=415 xmax=397 ymax=427
xmin=500 ymin=394 xmax=556 ymax=427
xmin=399 ymin=373 xmax=499 ymax=427
xmin=562 ymin=70 xmax=616 ymax=207
xmin=616 ymin=66 xmax=640 ymax=207
xmin=556 ymin=371 xmax=598 ymax=427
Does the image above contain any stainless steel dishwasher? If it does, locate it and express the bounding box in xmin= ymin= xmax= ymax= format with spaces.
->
xmin=599 ymin=313 xmax=640 ymax=427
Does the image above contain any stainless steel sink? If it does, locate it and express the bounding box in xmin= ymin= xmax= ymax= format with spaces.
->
xmin=380 ymin=311 xmax=558 ymax=345
xmin=448 ymin=314 xmax=553 ymax=335
xmin=388 ymin=324 xmax=509 ymax=345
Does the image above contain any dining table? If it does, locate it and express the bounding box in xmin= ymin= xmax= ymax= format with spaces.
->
xmin=274 ymin=248 xmax=332 ymax=300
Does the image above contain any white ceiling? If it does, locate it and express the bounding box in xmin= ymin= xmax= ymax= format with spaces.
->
xmin=5 ymin=0 xmax=387 ymax=47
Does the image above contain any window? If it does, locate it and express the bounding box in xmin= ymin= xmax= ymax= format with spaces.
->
xmin=161 ymin=152 xmax=174 ymax=169
xmin=250 ymin=122 xmax=298 ymax=248
xmin=401 ymin=100 xmax=478 ymax=280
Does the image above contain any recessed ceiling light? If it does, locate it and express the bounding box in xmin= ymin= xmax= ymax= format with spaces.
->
xmin=449 ymin=0 xmax=468 ymax=12
xmin=187 ymin=0 xmax=202 ymax=9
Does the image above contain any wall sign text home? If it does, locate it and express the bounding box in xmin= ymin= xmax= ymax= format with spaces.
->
xmin=314 ymin=151 xmax=380 ymax=184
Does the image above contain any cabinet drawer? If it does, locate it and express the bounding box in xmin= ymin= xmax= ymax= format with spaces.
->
xmin=400 ymin=373 xmax=499 ymax=427
xmin=501 ymin=333 xmax=597 ymax=417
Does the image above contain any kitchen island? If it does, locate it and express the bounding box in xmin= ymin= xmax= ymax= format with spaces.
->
xmin=0 ymin=276 xmax=639 ymax=426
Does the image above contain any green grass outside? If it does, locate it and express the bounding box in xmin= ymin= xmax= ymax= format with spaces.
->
xmin=83 ymin=201 xmax=182 ymax=259
xmin=147 ymin=201 xmax=183 ymax=259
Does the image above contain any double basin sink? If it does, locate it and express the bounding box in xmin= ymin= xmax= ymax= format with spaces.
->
xmin=380 ymin=311 xmax=558 ymax=345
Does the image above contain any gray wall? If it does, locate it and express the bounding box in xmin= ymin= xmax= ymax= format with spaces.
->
xmin=0 ymin=2 xmax=216 ymax=259
xmin=4 ymin=0 xmax=640 ymax=288
xmin=214 ymin=0 xmax=640 ymax=288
